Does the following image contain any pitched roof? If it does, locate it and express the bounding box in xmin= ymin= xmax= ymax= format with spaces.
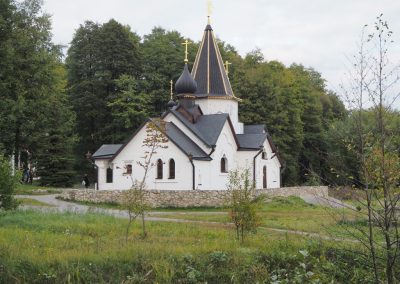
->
xmin=244 ymin=124 xmax=266 ymax=134
xmin=164 ymin=122 xmax=211 ymax=160
xmin=170 ymin=108 xmax=229 ymax=147
xmin=191 ymin=23 xmax=234 ymax=97
xmin=101 ymin=118 xmax=211 ymax=162
xmin=236 ymin=134 xmax=267 ymax=150
xmin=92 ymin=144 xmax=123 ymax=159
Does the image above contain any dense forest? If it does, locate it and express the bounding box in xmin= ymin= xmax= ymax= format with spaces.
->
xmin=0 ymin=0 xmax=399 ymax=187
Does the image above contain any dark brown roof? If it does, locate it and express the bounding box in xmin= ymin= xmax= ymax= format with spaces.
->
xmin=191 ymin=24 xmax=234 ymax=97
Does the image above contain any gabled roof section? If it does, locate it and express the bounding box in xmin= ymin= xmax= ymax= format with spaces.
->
xmin=191 ymin=23 xmax=234 ymax=97
xmin=169 ymin=108 xmax=229 ymax=147
xmin=244 ymin=124 xmax=266 ymax=134
xmin=165 ymin=122 xmax=211 ymax=160
xmin=106 ymin=118 xmax=211 ymax=162
xmin=236 ymin=134 xmax=267 ymax=150
xmin=92 ymin=144 xmax=123 ymax=159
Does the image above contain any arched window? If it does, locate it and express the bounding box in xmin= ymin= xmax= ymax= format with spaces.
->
xmin=106 ymin=168 xmax=113 ymax=183
xmin=262 ymin=151 xmax=267 ymax=160
xmin=263 ymin=166 xmax=267 ymax=189
xmin=220 ymin=157 xmax=228 ymax=173
xmin=169 ymin=159 xmax=175 ymax=179
xmin=157 ymin=159 xmax=163 ymax=179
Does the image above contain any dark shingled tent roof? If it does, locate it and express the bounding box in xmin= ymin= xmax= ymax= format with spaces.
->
xmin=191 ymin=23 xmax=234 ymax=97
xmin=92 ymin=144 xmax=123 ymax=159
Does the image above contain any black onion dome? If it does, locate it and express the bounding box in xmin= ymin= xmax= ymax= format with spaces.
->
xmin=175 ymin=63 xmax=197 ymax=94
xmin=167 ymin=99 xmax=176 ymax=108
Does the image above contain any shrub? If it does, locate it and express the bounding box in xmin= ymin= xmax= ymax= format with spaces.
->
xmin=0 ymin=156 xmax=19 ymax=211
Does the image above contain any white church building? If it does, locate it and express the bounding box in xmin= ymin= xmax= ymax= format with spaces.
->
xmin=92 ymin=21 xmax=282 ymax=190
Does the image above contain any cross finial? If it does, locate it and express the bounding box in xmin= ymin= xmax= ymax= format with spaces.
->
xmin=207 ymin=0 xmax=212 ymax=24
xmin=170 ymin=80 xmax=173 ymax=100
xmin=224 ymin=60 xmax=232 ymax=75
xmin=181 ymin=39 xmax=191 ymax=63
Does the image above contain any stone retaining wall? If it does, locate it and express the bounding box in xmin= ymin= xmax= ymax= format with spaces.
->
xmin=59 ymin=186 xmax=328 ymax=208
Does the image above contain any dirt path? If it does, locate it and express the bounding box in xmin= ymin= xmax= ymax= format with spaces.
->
xmin=16 ymin=194 xmax=356 ymax=243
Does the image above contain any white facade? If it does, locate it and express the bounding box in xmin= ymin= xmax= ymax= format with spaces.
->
xmin=94 ymin=107 xmax=282 ymax=191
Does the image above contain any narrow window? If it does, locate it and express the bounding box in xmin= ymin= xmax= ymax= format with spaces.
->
xmin=126 ymin=164 xmax=132 ymax=175
xmin=157 ymin=159 xmax=163 ymax=179
xmin=169 ymin=159 xmax=175 ymax=179
xmin=263 ymin=166 xmax=267 ymax=188
xmin=262 ymin=151 xmax=267 ymax=159
xmin=106 ymin=168 xmax=113 ymax=183
xmin=220 ymin=157 xmax=227 ymax=173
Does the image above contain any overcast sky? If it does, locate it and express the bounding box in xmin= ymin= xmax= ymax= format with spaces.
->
xmin=42 ymin=0 xmax=400 ymax=99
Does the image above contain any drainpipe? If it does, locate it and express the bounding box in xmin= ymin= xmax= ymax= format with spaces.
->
xmin=188 ymin=154 xmax=195 ymax=190
xmin=253 ymin=148 xmax=263 ymax=188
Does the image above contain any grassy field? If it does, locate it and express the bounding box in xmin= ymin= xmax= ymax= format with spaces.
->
xmin=0 ymin=208 xmax=374 ymax=283
xmin=15 ymin=183 xmax=62 ymax=195
xmin=147 ymin=196 xmax=361 ymax=235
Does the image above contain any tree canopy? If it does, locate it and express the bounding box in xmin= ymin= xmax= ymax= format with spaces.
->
xmin=2 ymin=1 xmax=398 ymax=187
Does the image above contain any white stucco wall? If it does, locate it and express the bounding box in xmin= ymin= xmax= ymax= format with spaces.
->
xmin=253 ymin=139 xmax=281 ymax=189
xmin=95 ymin=122 xmax=193 ymax=190
xmin=193 ymin=120 xmax=238 ymax=190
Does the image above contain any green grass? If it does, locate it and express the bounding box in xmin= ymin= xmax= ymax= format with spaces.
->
xmin=63 ymin=196 xmax=366 ymax=237
xmin=149 ymin=196 xmax=362 ymax=235
xmin=0 ymin=209 xmax=374 ymax=283
xmin=17 ymin=197 xmax=55 ymax=207
xmin=15 ymin=183 xmax=62 ymax=195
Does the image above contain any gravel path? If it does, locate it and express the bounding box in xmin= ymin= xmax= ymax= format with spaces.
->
xmin=16 ymin=194 xmax=356 ymax=243
xmin=300 ymin=194 xmax=356 ymax=210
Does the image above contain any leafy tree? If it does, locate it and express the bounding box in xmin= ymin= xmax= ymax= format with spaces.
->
xmin=238 ymin=60 xmax=304 ymax=185
xmin=334 ymin=16 xmax=400 ymax=283
xmin=0 ymin=156 xmax=19 ymax=211
xmin=67 ymin=19 xmax=142 ymax=156
xmin=227 ymin=168 xmax=263 ymax=243
xmin=35 ymin=63 xmax=76 ymax=187
xmin=107 ymin=75 xmax=151 ymax=142
xmin=124 ymin=119 xmax=168 ymax=240
xmin=0 ymin=0 xmax=76 ymax=188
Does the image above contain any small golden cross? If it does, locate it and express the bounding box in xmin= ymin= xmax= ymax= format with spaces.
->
xmin=224 ymin=60 xmax=232 ymax=75
xmin=170 ymin=80 xmax=173 ymax=100
xmin=182 ymin=39 xmax=192 ymax=63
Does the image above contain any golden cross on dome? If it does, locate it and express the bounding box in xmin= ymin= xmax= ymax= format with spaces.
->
xmin=181 ymin=39 xmax=192 ymax=63
xmin=207 ymin=0 xmax=213 ymax=24
xmin=224 ymin=60 xmax=232 ymax=75
xmin=170 ymin=80 xmax=173 ymax=100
